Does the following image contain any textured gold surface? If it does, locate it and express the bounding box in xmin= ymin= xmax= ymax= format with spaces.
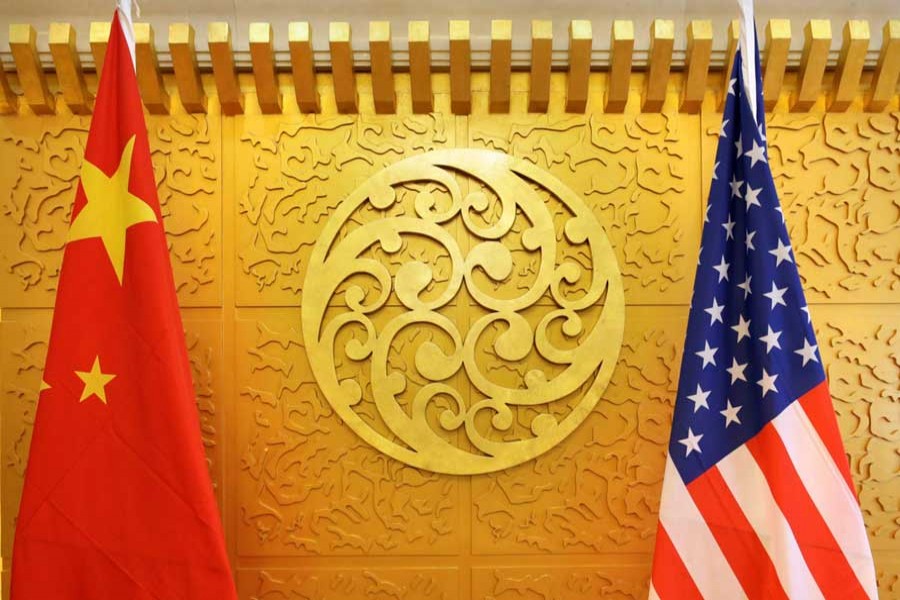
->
xmin=0 ymin=70 xmax=897 ymax=598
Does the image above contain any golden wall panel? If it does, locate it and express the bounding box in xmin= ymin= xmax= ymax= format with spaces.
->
xmin=0 ymin=70 xmax=898 ymax=599
xmin=879 ymin=558 xmax=900 ymax=599
xmin=0 ymin=114 xmax=88 ymax=306
xmin=183 ymin=314 xmax=227 ymax=506
xmin=0 ymin=312 xmax=49 ymax=560
xmin=701 ymin=78 xmax=900 ymax=304
xmin=470 ymin=305 xmax=683 ymax=555
xmin=768 ymin=112 xmax=900 ymax=303
xmin=146 ymin=97 xmax=224 ymax=306
xmin=237 ymin=567 xmax=460 ymax=599
xmin=471 ymin=564 xmax=649 ymax=600
xmin=235 ymin=74 xmax=455 ymax=307
xmin=468 ymin=74 xmax=701 ymax=306
xmin=235 ymin=308 xmax=461 ymax=556
xmin=0 ymin=83 xmax=223 ymax=308
xmin=809 ymin=304 xmax=899 ymax=552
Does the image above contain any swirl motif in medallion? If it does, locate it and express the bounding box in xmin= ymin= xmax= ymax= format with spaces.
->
xmin=301 ymin=149 xmax=624 ymax=474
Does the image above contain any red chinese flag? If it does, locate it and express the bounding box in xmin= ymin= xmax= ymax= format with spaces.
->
xmin=11 ymin=12 xmax=237 ymax=599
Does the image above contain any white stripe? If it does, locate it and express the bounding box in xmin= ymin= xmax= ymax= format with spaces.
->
xmin=718 ymin=445 xmax=825 ymax=600
xmin=772 ymin=403 xmax=878 ymax=599
xmin=648 ymin=583 xmax=661 ymax=600
xmin=658 ymin=457 xmax=746 ymax=599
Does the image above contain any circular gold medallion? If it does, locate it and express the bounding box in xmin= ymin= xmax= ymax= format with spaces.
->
xmin=302 ymin=149 xmax=624 ymax=474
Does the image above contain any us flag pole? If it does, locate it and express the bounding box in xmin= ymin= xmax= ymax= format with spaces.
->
xmin=648 ymin=2 xmax=878 ymax=599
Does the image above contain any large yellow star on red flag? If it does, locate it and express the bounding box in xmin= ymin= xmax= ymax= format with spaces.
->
xmin=68 ymin=135 xmax=158 ymax=284
xmin=75 ymin=356 xmax=116 ymax=404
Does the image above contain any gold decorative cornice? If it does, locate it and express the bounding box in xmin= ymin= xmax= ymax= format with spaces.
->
xmin=1 ymin=18 xmax=898 ymax=115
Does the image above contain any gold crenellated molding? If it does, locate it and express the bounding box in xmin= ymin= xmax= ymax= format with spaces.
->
xmin=134 ymin=23 xmax=169 ymax=115
xmin=248 ymin=22 xmax=281 ymax=114
xmin=208 ymin=22 xmax=243 ymax=116
xmin=448 ymin=20 xmax=471 ymax=114
xmin=8 ymin=24 xmax=54 ymax=115
xmin=830 ymin=20 xmax=870 ymax=111
xmin=0 ymin=54 xmax=16 ymax=114
xmin=0 ymin=17 xmax=898 ymax=116
xmin=565 ymin=20 xmax=592 ymax=113
xmin=169 ymin=23 xmax=207 ymax=114
xmin=762 ymin=19 xmax=792 ymax=110
xmin=48 ymin=23 xmax=92 ymax=115
xmin=793 ymin=19 xmax=833 ymax=111
xmin=88 ymin=21 xmax=110 ymax=77
xmin=681 ymin=20 xmax=713 ymax=113
xmin=489 ymin=19 xmax=513 ymax=113
xmin=869 ymin=20 xmax=900 ymax=110
xmin=288 ymin=21 xmax=319 ymax=113
xmin=528 ymin=20 xmax=553 ymax=113
xmin=606 ymin=20 xmax=635 ymax=113
xmin=369 ymin=21 xmax=395 ymax=114
xmin=409 ymin=20 xmax=433 ymax=114
xmin=329 ymin=21 xmax=356 ymax=113
xmin=643 ymin=19 xmax=675 ymax=112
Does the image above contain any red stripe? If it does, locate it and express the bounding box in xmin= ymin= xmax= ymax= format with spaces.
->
xmin=797 ymin=380 xmax=856 ymax=493
xmin=687 ymin=467 xmax=789 ymax=600
xmin=651 ymin=524 xmax=703 ymax=600
xmin=747 ymin=424 xmax=869 ymax=600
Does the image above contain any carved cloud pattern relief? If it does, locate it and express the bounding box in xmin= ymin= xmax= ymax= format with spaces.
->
xmin=704 ymin=111 xmax=900 ymax=303
xmin=236 ymin=315 xmax=459 ymax=556
xmin=0 ymin=79 xmax=896 ymax=598
xmin=0 ymin=110 xmax=222 ymax=307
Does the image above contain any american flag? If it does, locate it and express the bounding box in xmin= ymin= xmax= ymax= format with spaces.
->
xmin=648 ymin=34 xmax=878 ymax=600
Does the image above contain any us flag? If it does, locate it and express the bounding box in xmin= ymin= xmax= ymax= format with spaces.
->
xmin=648 ymin=29 xmax=878 ymax=600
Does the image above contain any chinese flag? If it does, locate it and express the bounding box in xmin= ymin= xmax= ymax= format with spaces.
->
xmin=10 ymin=12 xmax=237 ymax=599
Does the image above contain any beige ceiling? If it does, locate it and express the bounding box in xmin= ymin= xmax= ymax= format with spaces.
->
xmin=0 ymin=0 xmax=896 ymax=67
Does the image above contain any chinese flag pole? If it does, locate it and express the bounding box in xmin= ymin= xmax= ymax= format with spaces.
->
xmin=10 ymin=7 xmax=237 ymax=599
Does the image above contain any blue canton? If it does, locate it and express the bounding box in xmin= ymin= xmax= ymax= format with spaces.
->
xmin=670 ymin=48 xmax=826 ymax=484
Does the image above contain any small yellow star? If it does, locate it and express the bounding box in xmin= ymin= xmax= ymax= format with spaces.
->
xmin=39 ymin=379 xmax=51 ymax=392
xmin=68 ymin=135 xmax=157 ymax=284
xmin=75 ymin=356 xmax=116 ymax=404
